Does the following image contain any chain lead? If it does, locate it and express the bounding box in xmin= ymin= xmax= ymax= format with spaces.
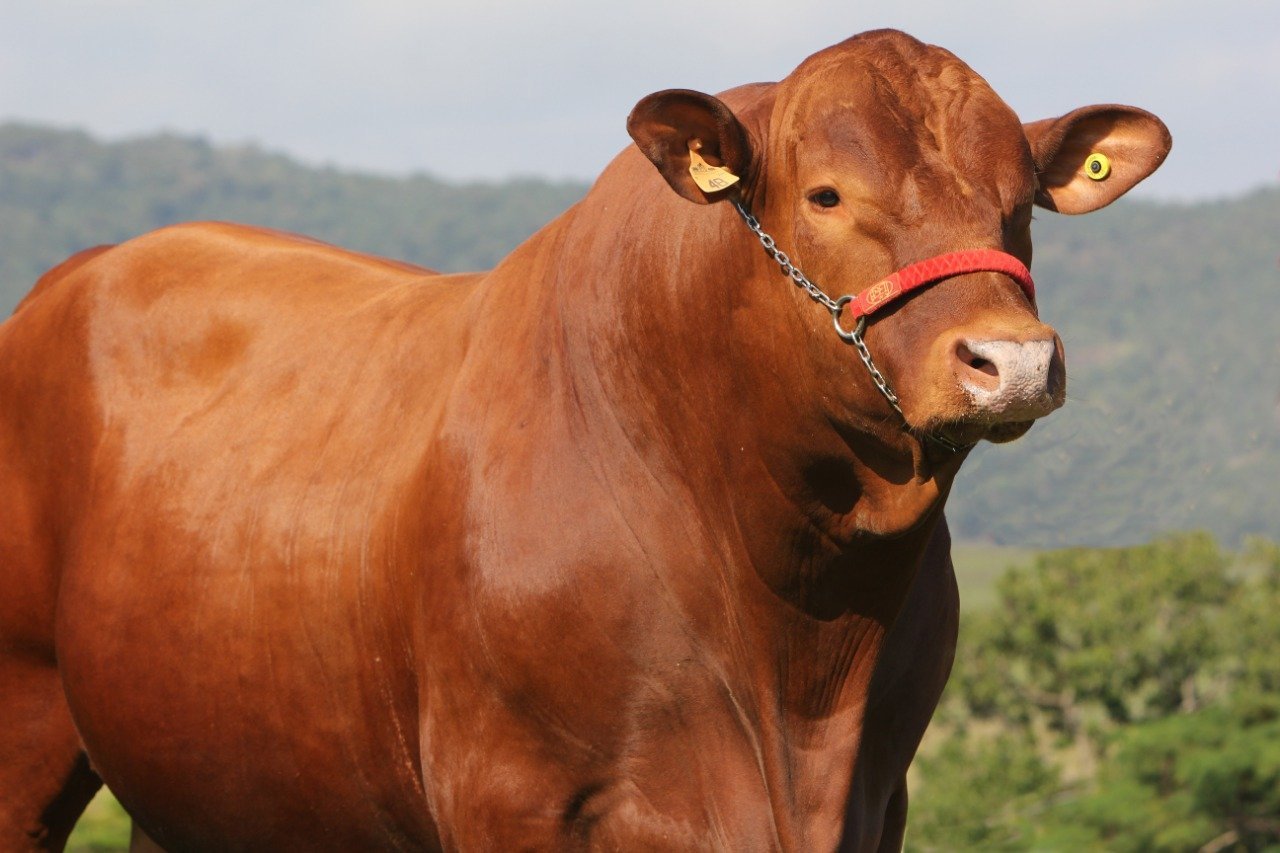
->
xmin=732 ymin=200 xmax=973 ymax=454
xmin=831 ymin=298 xmax=901 ymax=413
xmin=733 ymin=201 xmax=841 ymax=312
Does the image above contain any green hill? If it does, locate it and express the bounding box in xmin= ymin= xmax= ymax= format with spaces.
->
xmin=948 ymin=190 xmax=1280 ymax=546
xmin=2 ymin=123 xmax=1276 ymax=547
xmin=0 ymin=122 xmax=585 ymax=295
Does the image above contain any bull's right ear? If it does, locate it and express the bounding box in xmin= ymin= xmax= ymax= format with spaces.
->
xmin=627 ymin=89 xmax=753 ymax=204
xmin=1024 ymin=105 xmax=1171 ymax=214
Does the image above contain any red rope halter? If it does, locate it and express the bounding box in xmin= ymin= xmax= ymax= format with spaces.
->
xmin=841 ymin=249 xmax=1035 ymax=322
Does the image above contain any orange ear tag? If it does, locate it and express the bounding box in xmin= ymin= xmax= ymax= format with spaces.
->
xmin=687 ymin=144 xmax=740 ymax=193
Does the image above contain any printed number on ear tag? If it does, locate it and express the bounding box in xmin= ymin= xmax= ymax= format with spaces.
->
xmin=688 ymin=145 xmax=740 ymax=193
xmin=1084 ymin=152 xmax=1112 ymax=181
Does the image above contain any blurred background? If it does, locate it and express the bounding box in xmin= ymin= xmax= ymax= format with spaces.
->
xmin=2 ymin=1 xmax=1276 ymax=849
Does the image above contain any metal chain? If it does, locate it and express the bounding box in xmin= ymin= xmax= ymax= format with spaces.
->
xmin=730 ymin=200 xmax=972 ymax=454
xmin=732 ymin=201 xmax=842 ymax=312
xmin=732 ymin=199 xmax=899 ymax=410
xmin=829 ymin=299 xmax=903 ymax=414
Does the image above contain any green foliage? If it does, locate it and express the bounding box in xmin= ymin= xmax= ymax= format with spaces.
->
xmin=66 ymin=789 xmax=130 ymax=852
xmin=1039 ymin=702 xmax=1280 ymax=852
xmin=907 ymin=731 xmax=1058 ymax=851
xmin=1229 ymin=539 xmax=1280 ymax=703
xmin=956 ymin=533 xmax=1237 ymax=734
xmin=913 ymin=535 xmax=1280 ymax=851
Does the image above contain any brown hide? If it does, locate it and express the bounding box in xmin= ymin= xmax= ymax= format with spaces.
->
xmin=0 ymin=29 xmax=1168 ymax=852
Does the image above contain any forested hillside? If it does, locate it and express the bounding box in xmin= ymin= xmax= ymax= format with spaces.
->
xmin=2 ymin=123 xmax=1275 ymax=547
xmin=0 ymin=123 xmax=584 ymax=294
xmin=949 ymin=188 xmax=1280 ymax=546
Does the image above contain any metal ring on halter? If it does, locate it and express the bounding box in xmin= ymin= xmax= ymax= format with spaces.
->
xmin=831 ymin=295 xmax=867 ymax=343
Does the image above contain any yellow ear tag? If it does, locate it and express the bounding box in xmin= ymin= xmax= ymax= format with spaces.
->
xmin=687 ymin=144 xmax=740 ymax=193
xmin=1084 ymin=152 xmax=1112 ymax=181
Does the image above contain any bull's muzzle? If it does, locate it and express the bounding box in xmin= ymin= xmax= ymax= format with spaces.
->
xmin=953 ymin=336 xmax=1065 ymax=421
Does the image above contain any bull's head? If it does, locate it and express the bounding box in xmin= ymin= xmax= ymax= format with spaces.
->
xmin=627 ymin=30 xmax=1169 ymax=470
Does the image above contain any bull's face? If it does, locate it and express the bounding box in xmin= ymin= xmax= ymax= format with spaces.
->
xmin=629 ymin=31 xmax=1170 ymax=458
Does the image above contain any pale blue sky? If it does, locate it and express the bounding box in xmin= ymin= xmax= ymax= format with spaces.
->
xmin=1 ymin=1 xmax=1276 ymax=200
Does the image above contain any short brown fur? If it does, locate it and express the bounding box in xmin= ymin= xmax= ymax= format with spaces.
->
xmin=0 ymin=29 xmax=1167 ymax=851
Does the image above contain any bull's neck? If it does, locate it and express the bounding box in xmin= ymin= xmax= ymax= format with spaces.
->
xmin=473 ymin=157 xmax=950 ymax=841
xmin=514 ymin=157 xmax=947 ymax=819
xmin=540 ymin=156 xmax=950 ymax=590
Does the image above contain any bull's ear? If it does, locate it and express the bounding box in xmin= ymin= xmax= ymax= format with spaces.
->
xmin=1024 ymin=105 xmax=1171 ymax=214
xmin=627 ymin=89 xmax=753 ymax=204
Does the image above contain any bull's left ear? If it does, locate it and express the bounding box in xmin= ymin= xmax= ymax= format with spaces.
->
xmin=1024 ymin=105 xmax=1171 ymax=214
xmin=627 ymin=89 xmax=753 ymax=204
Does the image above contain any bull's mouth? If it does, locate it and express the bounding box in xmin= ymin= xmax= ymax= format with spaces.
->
xmin=982 ymin=418 xmax=1036 ymax=443
xmin=921 ymin=416 xmax=1037 ymax=450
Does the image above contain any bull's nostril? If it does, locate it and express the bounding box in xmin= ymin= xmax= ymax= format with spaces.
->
xmin=969 ymin=357 xmax=996 ymax=377
xmin=956 ymin=343 xmax=1000 ymax=380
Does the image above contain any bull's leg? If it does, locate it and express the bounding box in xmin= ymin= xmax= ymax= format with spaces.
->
xmin=130 ymin=822 xmax=167 ymax=852
xmin=0 ymin=658 xmax=102 ymax=850
xmin=875 ymin=781 xmax=908 ymax=852
xmin=0 ymin=358 xmax=102 ymax=848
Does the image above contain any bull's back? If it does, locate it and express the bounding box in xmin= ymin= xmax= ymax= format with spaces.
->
xmin=0 ymin=223 xmax=472 ymax=847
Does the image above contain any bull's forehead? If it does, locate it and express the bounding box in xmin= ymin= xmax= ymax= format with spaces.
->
xmin=775 ymin=31 xmax=1034 ymax=213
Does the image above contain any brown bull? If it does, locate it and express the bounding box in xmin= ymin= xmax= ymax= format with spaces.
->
xmin=0 ymin=29 xmax=1168 ymax=852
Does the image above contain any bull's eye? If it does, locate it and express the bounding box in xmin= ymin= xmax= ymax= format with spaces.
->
xmin=811 ymin=189 xmax=841 ymax=208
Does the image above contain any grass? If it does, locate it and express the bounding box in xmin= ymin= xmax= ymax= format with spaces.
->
xmin=67 ymin=789 xmax=130 ymax=852
xmin=951 ymin=542 xmax=1037 ymax=611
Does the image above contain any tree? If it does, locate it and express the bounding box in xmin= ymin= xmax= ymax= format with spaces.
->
xmin=912 ymin=535 xmax=1280 ymax=851
xmin=951 ymin=533 xmax=1238 ymax=746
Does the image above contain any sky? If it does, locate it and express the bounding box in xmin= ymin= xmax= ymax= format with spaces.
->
xmin=1 ymin=1 xmax=1277 ymax=201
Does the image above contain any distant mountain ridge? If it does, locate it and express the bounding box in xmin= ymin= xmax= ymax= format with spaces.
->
xmin=2 ymin=122 xmax=1276 ymax=547
xmin=0 ymin=122 xmax=586 ymax=296
xmin=953 ymin=187 xmax=1280 ymax=546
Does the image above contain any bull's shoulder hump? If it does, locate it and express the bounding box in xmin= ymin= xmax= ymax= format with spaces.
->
xmin=10 ymin=244 xmax=116 ymax=316
xmin=118 ymin=221 xmax=444 ymax=278
xmin=67 ymin=221 xmax=484 ymax=319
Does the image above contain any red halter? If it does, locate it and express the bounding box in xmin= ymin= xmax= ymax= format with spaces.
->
xmin=840 ymin=249 xmax=1035 ymax=322
xmin=732 ymin=199 xmax=1037 ymax=453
